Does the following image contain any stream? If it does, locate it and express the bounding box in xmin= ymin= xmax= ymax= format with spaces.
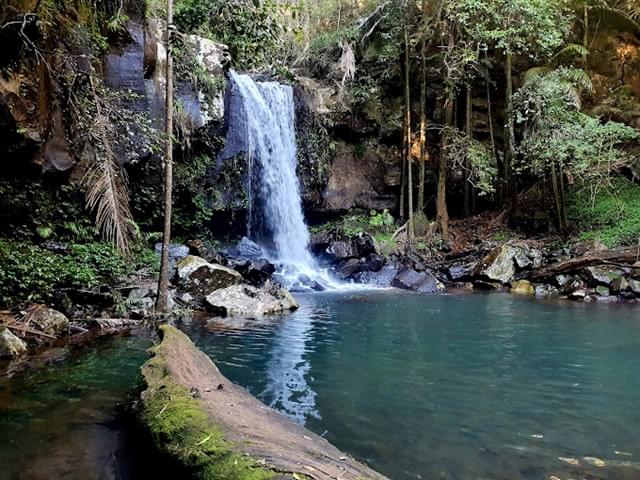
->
xmin=1 ymin=292 xmax=640 ymax=480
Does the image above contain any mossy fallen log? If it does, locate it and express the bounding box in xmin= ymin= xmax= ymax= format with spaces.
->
xmin=140 ymin=325 xmax=388 ymax=480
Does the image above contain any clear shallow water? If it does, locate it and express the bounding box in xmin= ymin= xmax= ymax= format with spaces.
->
xmin=183 ymin=291 xmax=640 ymax=480
xmin=0 ymin=334 xmax=152 ymax=480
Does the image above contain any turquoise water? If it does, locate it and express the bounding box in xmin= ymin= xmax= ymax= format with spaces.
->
xmin=0 ymin=334 xmax=151 ymax=480
xmin=184 ymin=291 xmax=640 ymax=480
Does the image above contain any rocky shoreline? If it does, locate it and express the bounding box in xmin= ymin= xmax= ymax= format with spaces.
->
xmin=2 ymin=233 xmax=639 ymax=360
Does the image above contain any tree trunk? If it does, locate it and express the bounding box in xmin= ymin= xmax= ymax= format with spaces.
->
xmin=550 ymin=162 xmax=563 ymax=234
xmin=418 ymin=25 xmax=427 ymax=214
xmin=437 ymin=32 xmax=453 ymax=240
xmin=404 ymin=25 xmax=414 ymax=239
xmin=504 ymin=51 xmax=517 ymax=209
xmin=156 ymin=2 xmax=174 ymax=313
xmin=485 ymin=51 xmax=499 ymax=205
xmin=463 ymin=84 xmax=473 ymax=216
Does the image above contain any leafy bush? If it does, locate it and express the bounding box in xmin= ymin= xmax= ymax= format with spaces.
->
xmin=567 ymin=177 xmax=640 ymax=248
xmin=0 ymin=240 xmax=158 ymax=307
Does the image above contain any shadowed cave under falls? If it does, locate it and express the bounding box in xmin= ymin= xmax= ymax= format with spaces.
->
xmin=220 ymin=70 xmax=340 ymax=291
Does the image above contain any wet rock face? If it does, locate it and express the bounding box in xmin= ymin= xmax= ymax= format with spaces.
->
xmin=0 ymin=327 xmax=27 ymax=357
xmin=205 ymin=281 xmax=298 ymax=317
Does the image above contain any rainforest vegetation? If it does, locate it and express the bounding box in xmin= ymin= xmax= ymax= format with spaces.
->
xmin=0 ymin=0 xmax=639 ymax=304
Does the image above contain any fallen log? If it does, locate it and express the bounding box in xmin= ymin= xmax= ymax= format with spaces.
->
xmin=531 ymin=247 xmax=640 ymax=280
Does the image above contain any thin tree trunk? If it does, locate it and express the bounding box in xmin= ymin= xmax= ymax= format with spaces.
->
xmin=504 ymin=51 xmax=516 ymax=208
xmin=485 ymin=51 xmax=499 ymax=205
xmin=437 ymin=32 xmax=453 ymax=240
xmin=404 ymin=24 xmax=414 ymax=239
xmin=156 ymin=2 xmax=174 ymax=312
xmin=559 ymin=163 xmax=567 ymax=230
xmin=463 ymin=84 xmax=472 ymax=216
xmin=550 ymin=163 xmax=563 ymax=234
xmin=418 ymin=12 xmax=427 ymax=214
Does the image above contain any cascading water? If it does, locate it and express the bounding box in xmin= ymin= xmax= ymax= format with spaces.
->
xmin=220 ymin=70 xmax=337 ymax=290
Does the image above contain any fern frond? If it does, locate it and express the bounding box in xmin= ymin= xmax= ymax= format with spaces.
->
xmin=552 ymin=43 xmax=590 ymax=61
xmin=523 ymin=67 xmax=551 ymax=85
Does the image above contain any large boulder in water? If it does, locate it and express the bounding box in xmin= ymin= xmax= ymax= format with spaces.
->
xmin=176 ymin=256 xmax=242 ymax=301
xmin=205 ymin=281 xmax=298 ymax=317
xmin=392 ymin=267 xmax=445 ymax=293
xmin=0 ymin=327 xmax=27 ymax=357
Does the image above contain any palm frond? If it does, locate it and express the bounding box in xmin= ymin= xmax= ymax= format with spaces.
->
xmin=82 ymin=121 xmax=136 ymax=253
xmin=590 ymin=6 xmax=640 ymax=34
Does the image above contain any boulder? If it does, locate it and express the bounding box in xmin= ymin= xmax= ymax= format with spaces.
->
xmin=511 ymin=280 xmax=535 ymax=295
xmin=447 ymin=262 xmax=475 ymax=281
xmin=231 ymin=237 xmax=264 ymax=259
xmin=230 ymin=258 xmax=276 ymax=286
xmin=610 ymin=276 xmax=628 ymax=293
xmin=334 ymin=258 xmax=363 ymax=279
xmin=28 ymin=307 xmax=69 ymax=336
xmin=628 ymin=278 xmax=640 ymax=296
xmin=363 ymin=253 xmax=385 ymax=272
xmin=353 ymin=233 xmax=378 ymax=257
xmin=473 ymin=245 xmax=519 ymax=284
xmin=586 ymin=266 xmax=625 ymax=287
xmin=595 ymin=285 xmax=611 ymax=297
xmin=326 ymin=240 xmax=358 ymax=261
xmin=392 ymin=268 xmax=445 ymax=294
xmin=205 ymin=282 xmax=298 ymax=317
xmin=176 ymin=256 xmax=242 ymax=301
xmin=127 ymin=287 xmax=157 ymax=318
xmin=535 ymin=284 xmax=560 ymax=298
xmin=354 ymin=264 xmax=399 ymax=287
xmin=569 ymin=289 xmax=589 ymax=300
xmin=0 ymin=327 xmax=27 ymax=357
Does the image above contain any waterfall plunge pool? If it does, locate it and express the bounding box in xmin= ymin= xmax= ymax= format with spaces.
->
xmin=1 ymin=291 xmax=640 ymax=480
xmin=184 ymin=290 xmax=640 ymax=480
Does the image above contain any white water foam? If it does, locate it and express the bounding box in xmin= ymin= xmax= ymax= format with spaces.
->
xmin=223 ymin=71 xmax=342 ymax=290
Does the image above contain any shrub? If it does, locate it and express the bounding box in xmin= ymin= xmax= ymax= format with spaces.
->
xmin=0 ymin=240 xmax=158 ymax=307
xmin=567 ymin=177 xmax=640 ymax=248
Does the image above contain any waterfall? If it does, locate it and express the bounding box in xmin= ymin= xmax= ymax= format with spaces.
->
xmin=221 ymin=70 xmax=336 ymax=290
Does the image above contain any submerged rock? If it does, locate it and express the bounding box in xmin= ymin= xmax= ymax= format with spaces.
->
xmin=205 ymin=281 xmax=298 ymax=317
xmin=0 ymin=327 xmax=27 ymax=357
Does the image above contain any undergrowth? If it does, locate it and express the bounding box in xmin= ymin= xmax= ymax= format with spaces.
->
xmin=0 ymin=239 xmax=158 ymax=307
xmin=567 ymin=177 xmax=640 ymax=248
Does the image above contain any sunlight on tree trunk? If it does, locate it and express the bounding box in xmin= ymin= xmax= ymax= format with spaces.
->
xmin=156 ymin=0 xmax=174 ymax=313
